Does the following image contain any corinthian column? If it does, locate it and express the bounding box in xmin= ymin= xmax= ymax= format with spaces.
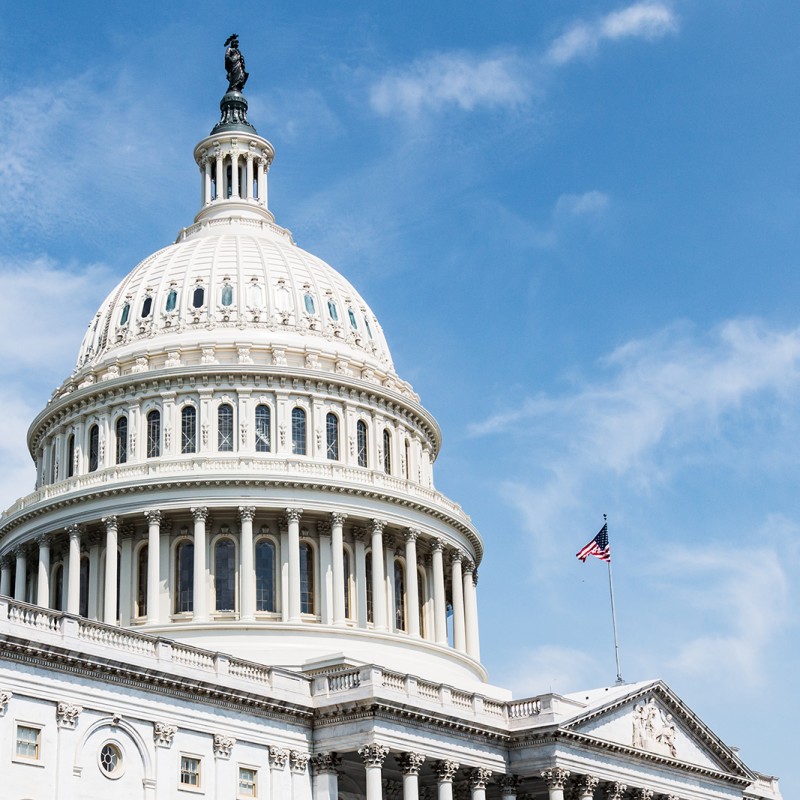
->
xmin=498 ymin=776 xmax=522 ymax=800
xmin=359 ymin=744 xmax=389 ymax=800
xmin=370 ymin=519 xmax=387 ymax=630
xmin=404 ymin=529 xmax=420 ymax=637
xmin=331 ymin=512 xmax=347 ymax=625
xmin=311 ymin=752 xmax=341 ymax=800
xmin=66 ymin=525 xmax=82 ymax=614
xmin=432 ymin=760 xmax=459 ymax=800
xmin=191 ymin=507 xmax=208 ymax=622
xmin=398 ymin=752 xmax=425 ymax=800
xmin=431 ymin=540 xmax=447 ymax=645
xmin=144 ymin=510 xmax=162 ymax=625
xmin=468 ymin=768 xmax=493 ymax=800
xmin=286 ymin=508 xmax=303 ymax=622
xmin=239 ymin=507 xmax=256 ymax=621
xmin=102 ymin=516 xmax=119 ymax=624
xmin=14 ymin=547 xmax=27 ymax=602
xmin=577 ymin=776 xmax=600 ymax=799
xmin=450 ymin=550 xmax=466 ymax=652
xmin=463 ymin=560 xmax=479 ymax=659
xmin=541 ymin=768 xmax=570 ymax=800
xmin=0 ymin=556 xmax=11 ymax=597
xmin=36 ymin=535 xmax=51 ymax=608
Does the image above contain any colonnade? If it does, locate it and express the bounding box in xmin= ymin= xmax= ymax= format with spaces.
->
xmin=0 ymin=507 xmax=481 ymax=660
xmin=198 ymin=147 xmax=269 ymax=208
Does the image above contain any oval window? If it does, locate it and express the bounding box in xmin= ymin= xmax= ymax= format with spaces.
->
xmin=165 ymin=289 xmax=177 ymax=312
xmin=327 ymin=300 xmax=339 ymax=321
xmin=304 ymin=294 xmax=316 ymax=314
xmin=99 ymin=742 xmax=122 ymax=778
xmin=221 ymin=284 xmax=233 ymax=306
xmin=141 ymin=296 xmax=153 ymax=318
xmin=348 ymin=308 xmax=358 ymax=330
xmin=120 ymin=303 xmax=130 ymax=326
xmin=192 ymin=286 xmax=205 ymax=308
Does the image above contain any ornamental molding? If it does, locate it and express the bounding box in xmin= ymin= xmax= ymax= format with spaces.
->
xmin=358 ymin=743 xmax=389 ymax=768
xmin=310 ymin=752 xmax=341 ymax=774
xmin=269 ymin=746 xmax=289 ymax=768
xmin=432 ymin=760 xmax=460 ymax=782
xmin=213 ymin=733 xmax=235 ymax=759
xmin=290 ymin=750 xmax=310 ymax=773
xmin=0 ymin=689 xmax=11 ymax=715
xmin=153 ymin=721 xmax=177 ymax=747
xmin=56 ymin=701 xmax=82 ymax=729
xmin=397 ymin=751 xmax=426 ymax=775
xmin=541 ymin=768 xmax=570 ymax=790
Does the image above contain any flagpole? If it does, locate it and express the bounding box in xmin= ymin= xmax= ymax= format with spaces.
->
xmin=604 ymin=513 xmax=624 ymax=685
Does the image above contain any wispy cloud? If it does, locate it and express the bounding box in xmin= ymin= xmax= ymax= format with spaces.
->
xmin=547 ymin=2 xmax=679 ymax=65
xmin=496 ymin=644 xmax=599 ymax=697
xmin=555 ymin=190 xmax=610 ymax=217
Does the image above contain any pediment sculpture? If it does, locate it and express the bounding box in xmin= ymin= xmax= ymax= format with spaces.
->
xmin=632 ymin=697 xmax=677 ymax=758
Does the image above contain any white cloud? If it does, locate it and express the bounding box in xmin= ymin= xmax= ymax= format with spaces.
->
xmin=370 ymin=51 xmax=530 ymax=118
xmin=547 ymin=2 xmax=678 ymax=65
xmin=495 ymin=644 xmax=599 ymax=697
xmin=555 ymin=190 xmax=610 ymax=217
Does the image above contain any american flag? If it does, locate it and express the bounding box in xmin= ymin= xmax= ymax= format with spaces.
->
xmin=576 ymin=523 xmax=611 ymax=563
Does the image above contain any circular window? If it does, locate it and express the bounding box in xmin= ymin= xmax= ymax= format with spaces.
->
xmin=98 ymin=742 xmax=124 ymax=779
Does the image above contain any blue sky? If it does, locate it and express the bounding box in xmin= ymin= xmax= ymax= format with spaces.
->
xmin=1 ymin=0 xmax=798 ymax=792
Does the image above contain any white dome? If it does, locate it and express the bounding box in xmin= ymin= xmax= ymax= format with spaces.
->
xmin=75 ymin=216 xmax=394 ymax=376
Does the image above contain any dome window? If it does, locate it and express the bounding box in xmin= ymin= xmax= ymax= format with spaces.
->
xmin=357 ymin=420 xmax=368 ymax=468
xmin=300 ymin=542 xmax=315 ymax=614
xmin=181 ymin=406 xmax=197 ymax=454
xmin=383 ymin=429 xmax=392 ymax=475
xmin=214 ymin=539 xmax=235 ymax=611
xmin=348 ymin=308 xmax=358 ymax=330
xmin=115 ymin=417 xmax=127 ymax=464
xmin=304 ymin=294 xmax=316 ymax=315
xmin=221 ymin=283 xmax=233 ymax=307
xmin=255 ymin=538 xmax=276 ymax=612
xmin=326 ymin=412 xmax=339 ymax=460
xmin=365 ymin=318 xmax=373 ymax=339
xmin=327 ymin=300 xmax=339 ymax=322
xmin=88 ymin=425 xmax=99 ymax=472
xmin=146 ymin=410 xmax=161 ymax=458
xmin=192 ymin=286 xmax=205 ymax=308
xmin=291 ymin=407 xmax=307 ymax=455
xmin=165 ymin=289 xmax=178 ymax=312
xmin=218 ymin=404 xmax=234 ymax=452
xmin=141 ymin=296 xmax=153 ymax=318
xmin=119 ymin=303 xmax=130 ymax=326
xmin=255 ymin=404 xmax=271 ymax=452
xmin=175 ymin=541 xmax=194 ymax=613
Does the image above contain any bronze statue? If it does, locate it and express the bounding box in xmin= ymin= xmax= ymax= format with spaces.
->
xmin=224 ymin=34 xmax=248 ymax=92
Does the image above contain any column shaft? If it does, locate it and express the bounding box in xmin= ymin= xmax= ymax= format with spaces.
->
xmin=203 ymin=160 xmax=212 ymax=204
xmin=287 ymin=509 xmax=302 ymax=622
xmin=103 ymin=517 xmax=118 ymax=624
xmin=230 ymin=153 xmax=240 ymax=197
xmin=0 ymin=562 xmax=10 ymax=596
xmin=215 ymin=155 xmax=224 ymax=201
xmin=239 ymin=508 xmax=255 ymax=621
xmin=450 ymin=553 xmax=466 ymax=652
xmin=146 ymin=511 xmax=161 ymax=625
xmin=371 ymin=522 xmax=387 ymax=630
xmin=37 ymin=540 xmax=51 ymax=607
xmin=463 ymin=564 xmax=480 ymax=659
xmin=354 ymin=532 xmax=367 ymax=627
xmin=405 ymin=532 xmax=420 ymax=637
xmin=403 ymin=773 xmax=419 ymax=800
xmin=192 ymin=508 xmax=208 ymax=622
xmin=67 ymin=529 xmax=81 ymax=613
xmin=331 ymin=514 xmax=346 ymax=625
xmin=14 ymin=550 xmax=27 ymax=602
xmin=431 ymin=543 xmax=447 ymax=644
xmin=245 ymin=156 xmax=254 ymax=200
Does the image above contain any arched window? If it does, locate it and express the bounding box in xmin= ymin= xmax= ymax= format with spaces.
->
xmin=348 ymin=308 xmax=358 ymax=330
xmin=147 ymin=410 xmax=161 ymax=458
xmin=357 ymin=421 xmax=368 ymax=468
xmin=404 ymin=439 xmax=411 ymax=480
xmin=365 ymin=552 xmax=373 ymax=624
xmin=218 ymin=404 xmax=234 ymax=451
xmin=165 ymin=288 xmax=178 ymax=312
xmin=214 ymin=539 xmax=235 ymax=611
xmin=181 ymin=406 xmax=197 ymax=454
xmin=115 ymin=417 xmax=127 ymax=464
xmin=327 ymin=299 xmax=339 ymax=321
xmin=192 ymin=286 xmax=205 ymax=308
xmin=255 ymin=404 xmax=271 ymax=452
xmin=300 ymin=542 xmax=314 ymax=614
xmin=221 ymin=283 xmax=233 ymax=307
xmin=394 ymin=559 xmax=406 ymax=632
xmin=52 ymin=564 xmax=64 ymax=612
xmin=303 ymin=294 xmax=316 ymax=314
xmin=255 ymin=539 xmax=276 ymax=612
xmin=67 ymin=434 xmax=75 ymax=478
xmin=343 ymin=548 xmax=352 ymax=619
xmin=141 ymin=295 xmax=153 ymax=318
xmin=326 ymin=413 xmax=339 ymax=460
xmin=88 ymin=424 xmax=99 ymax=472
xmin=365 ymin=318 xmax=373 ymax=339
xmin=175 ymin=541 xmax=194 ymax=613
xmin=137 ymin=545 xmax=148 ymax=618
xmin=291 ymin=407 xmax=307 ymax=455
xmin=120 ymin=302 xmax=130 ymax=326
xmin=382 ymin=429 xmax=392 ymax=475
xmin=79 ymin=556 xmax=90 ymax=618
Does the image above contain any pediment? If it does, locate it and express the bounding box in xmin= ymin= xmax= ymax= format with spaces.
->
xmin=562 ymin=682 xmax=752 ymax=779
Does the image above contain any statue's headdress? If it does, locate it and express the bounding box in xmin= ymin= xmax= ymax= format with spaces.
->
xmin=224 ymin=34 xmax=238 ymax=48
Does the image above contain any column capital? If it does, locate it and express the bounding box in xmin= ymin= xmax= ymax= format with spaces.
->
xmin=431 ymin=538 xmax=445 ymax=553
xmin=450 ymin=548 xmax=464 ymax=564
xmin=317 ymin=520 xmax=332 ymax=536
xmin=432 ymin=760 xmax=460 ymax=783
xmin=0 ymin=554 xmax=12 ymax=569
xmin=56 ymin=701 xmax=82 ymax=729
xmin=462 ymin=559 xmax=476 ymax=575
xmin=310 ymin=752 xmax=341 ymax=775
xmin=541 ymin=768 xmax=570 ymax=790
xmin=12 ymin=544 xmax=28 ymax=559
xmin=404 ymin=528 xmax=421 ymax=543
xmin=285 ymin=507 xmax=304 ymax=523
xmin=397 ymin=751 xmax=426 ymax=776
xmin=331 ymin=512 xmax=348 ymax=527
xmin=371 ymin=518 xmax=387 ymax=535
xmin=101 ymin=515 xmax=119 ymax=531
xmin=290 ymin=750 xmax=310 ymax=774
xmin=498 ymin=775 xmax=523 ymax=796
xmin=605 ymin=782 xmax=628 ymax=800
xmin=144 ymin=509 xmax=162 ymax=525
xmin=578 ymin=776 xmax=601 ymax=797
xmin=153 ymin=721 xmax=177 ymax=748
xmin=358 ymin=743 xmax=389 ymax=768
xmin=190 ymin=506 xmax=208 ymax=522
xmin=382 ymin=532 xmax=395 ymax=550
xmin=468 ymin=767 xmax=493 ymax=789
xmin=238 ymin=506 xmax=256 ymax=522
xmin=213 ymin=733 xmax=235 ymax=760
xmin=66 ymin=524 xmax=83 ymax=541
xmin=633 ymin=790 xmax=653 ymax=800
xmin=35 ymin=534 xmax=52 ymax=548
xmin=268 ymin=746 xmax=288 ymax=768
xmin=352 ymin=526 xmax=368 ymax=542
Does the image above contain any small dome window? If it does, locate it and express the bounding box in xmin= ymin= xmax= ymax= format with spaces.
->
xmin=327 ymin=300 xmax=339 ymax=322
xmin=165 ymin=289 xmax=177 ymax=312
xmin=221 ymin=283 xmax=233 ymax=307
xmin=365 ymin=318 xmax=373 ymax=339
xmin=120 ymin=303 xmax=130 ymax=326
xmin=192 ymin=286 xmax=205 ymax=308
xmin=247 ymin=281 xmax=263 ymax=308
xmin=141 ymin=296 xmax=153 ymax=318
xmin=348 ymin=308 xmax=358 ymax=330
xmin=304 ymin=294 xmax=316 ymax=315
xmin=98 ymin=742 xmax=122 ymax=778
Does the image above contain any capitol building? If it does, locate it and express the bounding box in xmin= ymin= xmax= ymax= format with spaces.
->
xmin=0 ymin=40 xmax=783 ymax=800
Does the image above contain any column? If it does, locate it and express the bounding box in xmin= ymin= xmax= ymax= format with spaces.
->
xmin=384 ymin=533 xmax=395 ymax=631
xmin=404 ymin=530 xmax=420 ymax=637
xmin=269 ymin=747 xmax=290 ymax=800
xmin=0 ymin=556 xmax=11 ymax=597
xmin=317 ymin=521 xmax=333 ymax=625
xmin=463 ymin=561 xmax=479 ymax=658
xmin=431 ymin=540 xmax=447 ymax=645
xmin=14 ymin=547 xmax=27 ymax=602
xmin=203 ymin=159 xmax=212 ymax=204
xmin=605 ymin=784 xmax=627 ymax=800
xmin=370 ymin=520 xmax=387 ymax=630
xmin=358 ymin=744 xmax=389 ymax=800
xmin=191 ymin=507 xmax=208 ymax=622
xmin=286 ymin=508 xmax=303 ymax=622
xmin=119 ymin=526 xmax=133 ymax=626
xmin=88 ymin=532 xmax=101 ymax=619
xmin=311 ymin=753 xmax=341 ymax=800
xmin=257 ymin=158 xmax=266 ymax=205
xmin=498 ymin=776 xmax=522 ymax=800
xmin=67 ymin=525 xmax=81 ymax=614
xmin=36 ymin=535 xmax=51 ymax=607
xmin=541 ymin=768 xmax=570 ymax=800
xmin=144 ymin=510 xmax=162 ymax=625
xmin=230 ymin=152 xmax=240 ymax=198
xmin=331 ymin=513 xmax=347 ymax=625
xmin=633 ymin=791 xmax=654 ymax=800
xmin=468 ymin=768 xmax=492 ymax=800
xmin=239 ymin=507 xmax=256 ymax=621
xmin=280 ymin=519 xmax=289 ymax=622
xmin=354 ymin=528 xmax=367 ymax=627
xmin=102 ymin=516 xmax=118 ymax=624
xmin=398 ymin=752 xmax=425 ymax=800
xmin=450 ymin=550 xmax=466 ymax=652
xmin=290 ymin=751 xmax=310 ymax=800
xmin=214 ymin=152 xmax=224 ymax=201
xmin=432 ymin=760 xmax=459 ymax=800
xmin=245 ymin=155 xmax=254 ymax=200
xmin=577 ymin=776 xmax=600 ymax=800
